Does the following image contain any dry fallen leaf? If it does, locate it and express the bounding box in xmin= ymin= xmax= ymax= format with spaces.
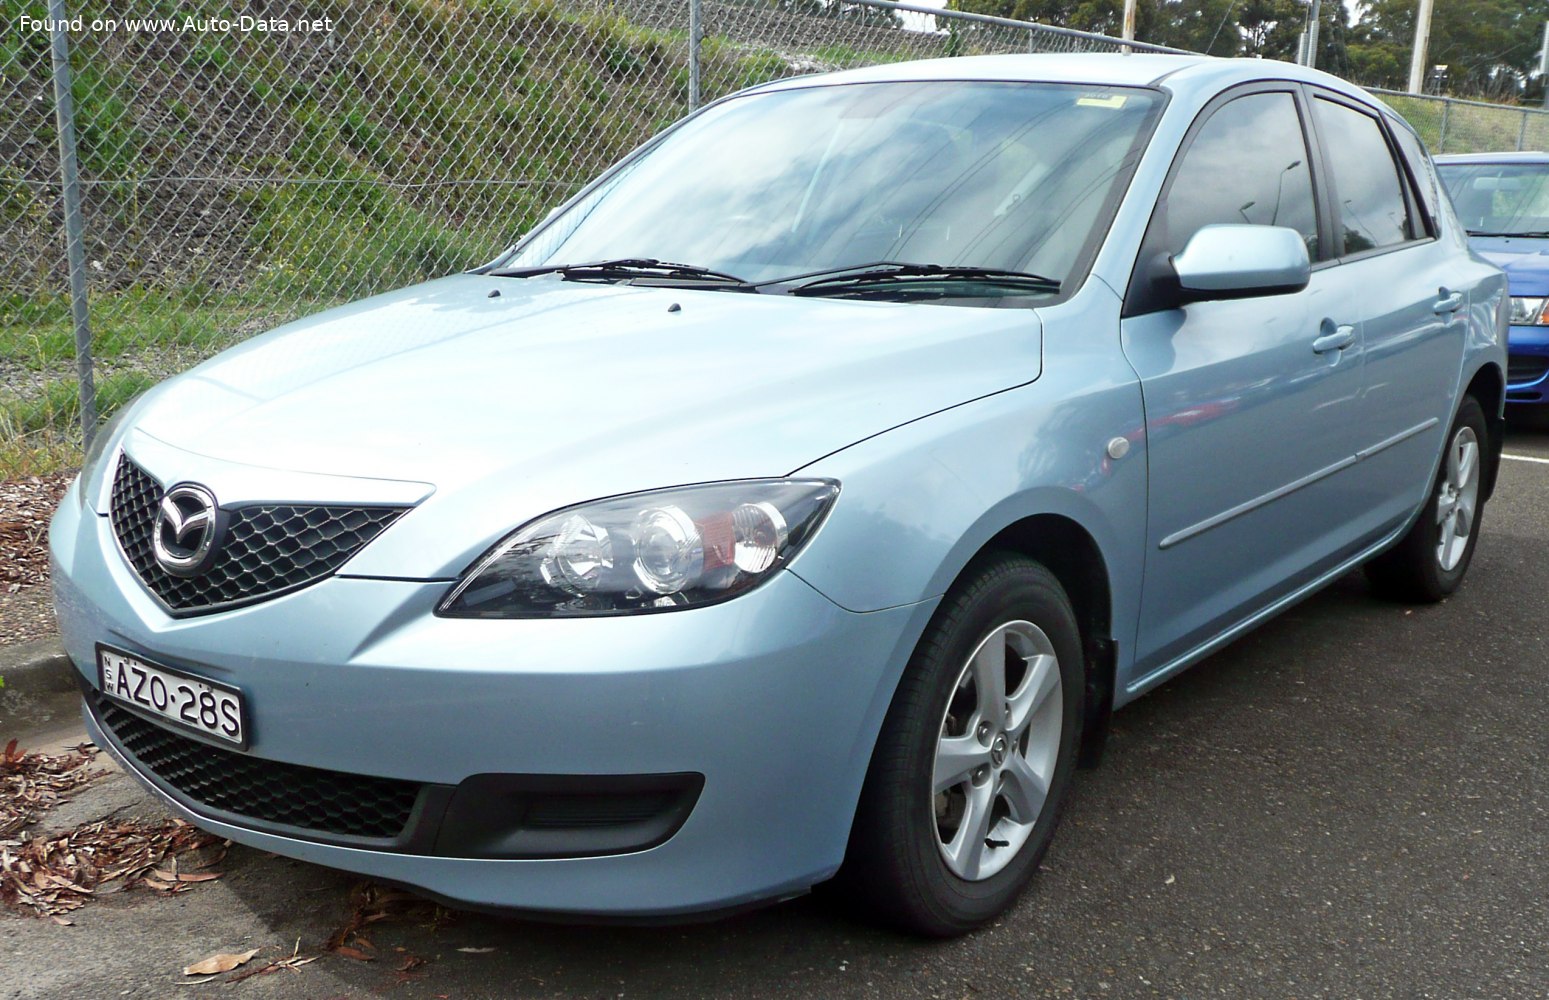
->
xmin=0 ymin=742 xmax=101 ymax=838
xmin=152 ymin=869 xmax=222 ymax=883
xmin=227 ymin=938 xmax=321 ymax=983
xmin=182 ymin=948 xmax=260 ymax=976
xmin=322 ymin=881 xmax=452 ymax=960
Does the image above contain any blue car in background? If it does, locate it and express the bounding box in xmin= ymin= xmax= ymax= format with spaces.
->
xmin=1436 ymin=153 xmax=1549 ymax=414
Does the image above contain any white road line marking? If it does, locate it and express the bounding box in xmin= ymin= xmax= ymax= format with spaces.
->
xmin=1502 ymin=453 xmax=1549 ymax=465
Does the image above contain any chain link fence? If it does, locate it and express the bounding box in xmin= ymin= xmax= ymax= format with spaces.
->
xmin=3 ymin=0 xmax=1544 ymax=480
xmin=1374 ymin=89 xmax=1549 ymax=157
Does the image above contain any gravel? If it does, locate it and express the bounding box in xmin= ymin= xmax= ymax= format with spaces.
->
xmin=0 ymin=473 xmax=72 ymax=646
xmin=0 ymin=589 xmax=57 ymax=648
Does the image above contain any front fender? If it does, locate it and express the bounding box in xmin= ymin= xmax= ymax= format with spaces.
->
xmin=785 ymin=366 xmax=1149 ymax=682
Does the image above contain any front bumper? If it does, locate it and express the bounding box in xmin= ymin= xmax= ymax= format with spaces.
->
xmin=1506 ymin=323 xmax=1549 ymax=405
xmin=52 ymin=485 xmax=935 ymax=918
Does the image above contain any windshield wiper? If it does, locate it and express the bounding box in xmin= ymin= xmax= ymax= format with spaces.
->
xmin=765 ymin=262 xmax=1061 ymax=297
xmin=488 ymin=258 xmax=754 ymax=289
xmin=1467 ymin=230 xmax=1549 ymax=238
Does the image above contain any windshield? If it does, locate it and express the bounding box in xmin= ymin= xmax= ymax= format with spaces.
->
xmin=497 ymin=81 xmax=1163 ymax=299
xmin=1436 ymin=162 xmax=1549 ymax=236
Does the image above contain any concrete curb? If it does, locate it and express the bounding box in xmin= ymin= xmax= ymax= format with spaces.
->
xmin=0 ymin=636 xmax=76 ymax=693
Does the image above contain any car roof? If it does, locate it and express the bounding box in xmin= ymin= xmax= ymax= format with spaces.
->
xmin=747 ymin=53 xmax=1377 ymax=104
xmin=1434 ymin=151 xmax=1549 ymax=165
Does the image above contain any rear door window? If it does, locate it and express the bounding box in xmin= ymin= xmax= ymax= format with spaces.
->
xmin=1312 ymin=98 xmax=1417 ymax=255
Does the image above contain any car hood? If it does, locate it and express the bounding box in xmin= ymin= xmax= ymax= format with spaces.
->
xmin=127 ymin=273 xmax=1042 ymax=577
xmin=1471 ymin=236 xmax=1549 ymax=296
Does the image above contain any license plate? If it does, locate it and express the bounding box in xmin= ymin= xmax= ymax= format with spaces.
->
xmin=96 ymin=644 xmax=247 ymax=747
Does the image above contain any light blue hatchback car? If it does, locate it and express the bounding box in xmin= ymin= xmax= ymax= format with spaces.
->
xmin=51 ymin=54 xmax=1507 ymax=936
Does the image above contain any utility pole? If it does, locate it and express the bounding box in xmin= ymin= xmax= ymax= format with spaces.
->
xmin=1540 ymin=21 xmax=1549 ymax=109
xmin=47 ymin=0 xmax=95 ymax=447
xmin=1408 ymin=0 xmax=1435 ymax=94
xmin=1305 ymin=0 xmax=1322 ymax=69
xmin=1121 ymin=0 xmax=1137 ymax=53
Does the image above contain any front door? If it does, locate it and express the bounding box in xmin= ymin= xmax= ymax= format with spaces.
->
xmin=1120 ymin=86 xmax=1367 ymax=686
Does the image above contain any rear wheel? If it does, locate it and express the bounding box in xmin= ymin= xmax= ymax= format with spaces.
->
xmin=839 ymin=553 xmax=1083 ymax=937
xmin=1365 ymin=396 xmax=1488 ymax=602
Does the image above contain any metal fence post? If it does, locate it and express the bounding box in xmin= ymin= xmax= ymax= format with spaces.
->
xmin=688 ymin=0 xmax=702 ymax=110
xmin=1520 ymin=111 xmax=1530 ymax=151
xmin=1437 ymin=98 xmax=1450 ymax=153
xmin=47 ymin=0 xmax=96 ymax=448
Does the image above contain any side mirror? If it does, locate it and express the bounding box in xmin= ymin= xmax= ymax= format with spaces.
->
xmin=1171 ymin=224 xmax=1310 ymax=303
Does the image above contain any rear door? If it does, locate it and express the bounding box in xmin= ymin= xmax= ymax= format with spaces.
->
xmin=1120 ymin=85 xmax=1369 ymax=682
xmin=1303 ymin=92 xmax=1465 ymax=528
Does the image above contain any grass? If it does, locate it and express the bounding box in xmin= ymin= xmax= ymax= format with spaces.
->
xmin=1378 ymin=93 xmax=1540 ymax=155
xmin=0 ymin=372 xmax=157 ymax=437
xmin=2 ymin=290 xmax=287 ymax=369
xmin=0 ymin=371 xmax=157 ymax=475
xmin=1 ymin=0 xmax=707 ymax=474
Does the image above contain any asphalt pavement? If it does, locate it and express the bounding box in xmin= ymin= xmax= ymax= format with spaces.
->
xmin=2 ymin=424 xmax=1547 ymax=999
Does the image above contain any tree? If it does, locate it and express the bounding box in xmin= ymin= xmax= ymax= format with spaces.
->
xmin=949 ymin=0 xmax=1349 ymax=59
xmin=948 ymin=0 xmax=1549 ymax=99
xmin=1353 ymin=0 xmax=1549 ymax=98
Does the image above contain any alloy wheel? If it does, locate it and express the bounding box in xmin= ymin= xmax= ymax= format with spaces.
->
xmin=1435 ymin=425 xmax=1480 ymax=572
xmin=932 ymin=620 xmax=1063 ymax=881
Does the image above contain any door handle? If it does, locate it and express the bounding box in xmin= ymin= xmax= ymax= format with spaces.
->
xmin=1312 ymin=322 xmax=1356 ymax=354
xmin=1434 ymin=288 xmax=1464 ymax=315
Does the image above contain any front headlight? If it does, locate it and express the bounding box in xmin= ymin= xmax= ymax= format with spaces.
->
xmin=438 ymin=479 xmax=839 ymax=618
xmin=1510 ymin=296 xmax=1549 ymax=326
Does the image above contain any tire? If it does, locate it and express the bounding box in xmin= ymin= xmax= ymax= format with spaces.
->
xmin=838 ymin=552 xmax=1084 ymax=937
xmin=1365 ymin=395 xmax=1489 ymax=603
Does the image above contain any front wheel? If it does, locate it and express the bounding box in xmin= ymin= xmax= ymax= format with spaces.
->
xmin=1365 ymin=395 xmax=1489 ymax=602
xmin=838 ymin=553 xmax=1083 ymax=937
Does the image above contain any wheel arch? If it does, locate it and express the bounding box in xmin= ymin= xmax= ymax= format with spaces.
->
xmin=955 ymin=513 xmax=1118 ymax=769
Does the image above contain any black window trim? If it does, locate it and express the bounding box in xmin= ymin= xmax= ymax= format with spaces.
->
xmin=1122 ymin=80 xmax=1330 ymax=318
xmin=1305 ymin=87 xmax=1437 ymax=265
xmin=1382 ymin=112 xmax=1442 ymax=240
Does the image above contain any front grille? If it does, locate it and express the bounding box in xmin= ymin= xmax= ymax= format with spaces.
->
xmin=110 ymin=455 xmax=406 ymax=616
xmin=96 ymin=697 xmax=422 ymax=840
xmin=1508 ymin=356 xmax=1549 ymax=387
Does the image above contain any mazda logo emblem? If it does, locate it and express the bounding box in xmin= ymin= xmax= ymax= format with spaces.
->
xmin=153 ymin=484 xmax=222 ymax=577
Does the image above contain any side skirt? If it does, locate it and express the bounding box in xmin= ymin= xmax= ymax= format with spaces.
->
xmin=1121 ymin=519 xmax=1411 ymax=701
